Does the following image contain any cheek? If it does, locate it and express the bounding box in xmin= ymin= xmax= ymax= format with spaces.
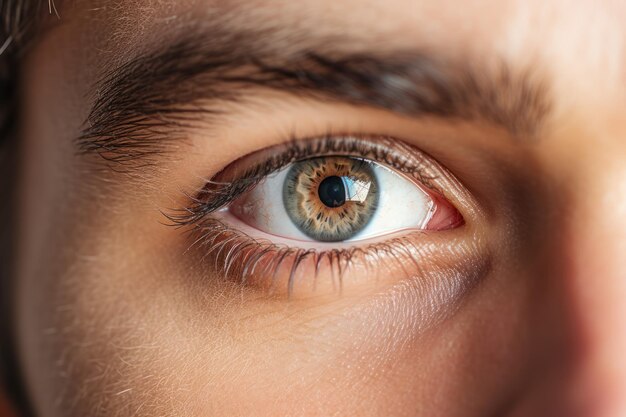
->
xmin=17 ymin=231 xmax=498 ymax=417
xmin=17 ymin=227 xmax=191 ymax=416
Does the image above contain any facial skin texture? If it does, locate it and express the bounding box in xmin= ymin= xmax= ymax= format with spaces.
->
xmin=12 ymin=0 xmax=626 ymax=416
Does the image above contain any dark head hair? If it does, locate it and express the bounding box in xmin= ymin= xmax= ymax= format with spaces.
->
xmin=1 ymin=2 xmax=52 ymax=415
xmin=1 ymin=1 xmax=50 ymax=140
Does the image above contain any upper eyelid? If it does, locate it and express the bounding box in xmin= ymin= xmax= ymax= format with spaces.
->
xmin=166 ymin=135 xmax=448 ymax=228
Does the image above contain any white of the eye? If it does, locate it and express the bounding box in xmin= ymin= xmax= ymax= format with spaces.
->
xmin=238 ymin=168 xmax=312 ymax=241
xmin=350 ymin=164 xmax=434 ymax=241
xmin=236 ymin=162 xmax=435 ymax=242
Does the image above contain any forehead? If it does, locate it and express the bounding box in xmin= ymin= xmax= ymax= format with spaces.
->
xmin=55 ymin=0 xmax=625 ymax=94
xmin=25 ymin=0 xmax=626 ymax=149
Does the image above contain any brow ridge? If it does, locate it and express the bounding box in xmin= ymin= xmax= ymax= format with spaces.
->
xmin=77 ymin=31 xmax=551 ymax=165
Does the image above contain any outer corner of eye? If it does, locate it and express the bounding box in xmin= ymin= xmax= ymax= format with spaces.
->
xmin=227 ymin=152 xmax=464 ymax=243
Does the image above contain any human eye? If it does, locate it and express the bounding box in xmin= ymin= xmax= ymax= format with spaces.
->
xmin=171 ymin=135 xmax=479 ymax=297
xmin=228 ymin=139 xmax=462 ymax=243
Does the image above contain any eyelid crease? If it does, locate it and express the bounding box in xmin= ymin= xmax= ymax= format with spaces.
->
xmin=166 ymin=134 xmax=445 ymax=228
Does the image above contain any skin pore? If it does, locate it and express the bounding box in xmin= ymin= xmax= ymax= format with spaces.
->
xmin=10 ymin=0 xmax=626 ymax=416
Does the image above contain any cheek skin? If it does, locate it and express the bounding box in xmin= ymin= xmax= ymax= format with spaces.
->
xmin=17 ymin=224 xmax=538 ymax=417
xmin=17 ymin=204 xmax=523 ymax=417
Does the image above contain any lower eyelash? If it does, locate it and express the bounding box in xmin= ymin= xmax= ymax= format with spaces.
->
xmin=185 ymin=217 xmax=434 ymax=296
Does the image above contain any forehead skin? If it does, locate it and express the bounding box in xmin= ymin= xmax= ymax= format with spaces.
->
xmin=15 ymin=1 xmax=626 ymax=417
xmin=50 ymin=0 xmax=626 ymax=105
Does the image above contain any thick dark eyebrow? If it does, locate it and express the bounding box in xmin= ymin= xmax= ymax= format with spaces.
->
xmin=77 ymin=30 xmax=551 ymax=165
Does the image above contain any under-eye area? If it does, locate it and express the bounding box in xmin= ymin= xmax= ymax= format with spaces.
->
xmin=168 ymin=135 xmax=483 ymax=297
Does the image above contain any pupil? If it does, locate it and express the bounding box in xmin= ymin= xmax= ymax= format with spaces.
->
xmin=318 ymin=176 xmax=346 ymax=208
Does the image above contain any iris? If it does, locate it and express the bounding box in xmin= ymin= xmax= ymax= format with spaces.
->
xmin=283 ymin=157 xmax=379 ymax=242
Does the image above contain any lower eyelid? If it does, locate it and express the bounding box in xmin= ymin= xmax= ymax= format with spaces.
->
xmin=214 ymin=209 xmax=431 ymax=249
xmin=185 ymin=215 xmax=488 ymax=299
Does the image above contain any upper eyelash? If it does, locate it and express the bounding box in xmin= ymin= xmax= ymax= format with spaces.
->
xmin=166 ymin=134 xmax=441 ymax=227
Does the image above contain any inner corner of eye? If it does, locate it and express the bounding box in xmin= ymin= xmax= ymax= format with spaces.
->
xmin=225 ymin=154 xmax=463 ymax=244
xmin=424 ymin=191 xmax=465 ymax=232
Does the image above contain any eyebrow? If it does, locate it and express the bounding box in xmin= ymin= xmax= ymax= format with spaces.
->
xmin=77 ymin=29 xmax=551 ymax=165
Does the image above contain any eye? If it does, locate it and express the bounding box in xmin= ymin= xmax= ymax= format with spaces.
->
xmin=230 ymin=155 xmax=453 ymax=242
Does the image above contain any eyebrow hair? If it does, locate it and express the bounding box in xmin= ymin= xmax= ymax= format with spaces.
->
xmin=78 ymin=29 xmax=551 ymax=166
